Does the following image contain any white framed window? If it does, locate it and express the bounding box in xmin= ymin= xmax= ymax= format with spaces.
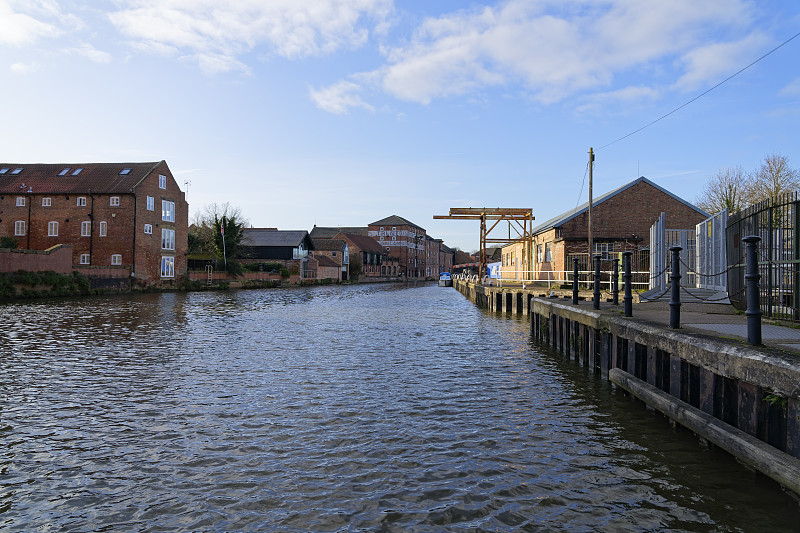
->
xmin=42 ymin=197 xmax=51 ymax=207
xmin=544 ymin=242 xmax=552 ymax=262
xmin=159 ymin=174 xmax=167 ymax=189
xmin=161 ymin=228 xmax=175 ymax=250
xmin=146 ymin=196 xmax=154 ymax=211
xmin=144 ymin=224 xmax=153 ymax=234
xmin=162 ymin=200 xmax=175 ymax=222
xmin=99 ymin=221 xmax=107 ymax=237
xmin=48 ymin=221 xmax=58 ymax=236
xmin=161 ymin=256 xmax=175 ymax=278
xmin=79 ymin=254 xmax=90 ymax=265
xmin=16 ymin=197 xmax=25 ymax=206
xmin=111 ymin=254 xmax=122 ymax=266
xmin=77 ymin=197 xmax=86 ymax=207
xmin=81 ymin=221 xmax=91 ymax=237
xmin=536 ymin=244 xmax=543 ymax=263
xmin=110 ymin=196 xmax=120 ymax=206
xmin=14 ymin=220 xmax=25 ymax=236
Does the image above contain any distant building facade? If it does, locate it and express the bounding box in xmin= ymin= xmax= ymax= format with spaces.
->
xmin=368 ymin=215 xmax=429 ymax=279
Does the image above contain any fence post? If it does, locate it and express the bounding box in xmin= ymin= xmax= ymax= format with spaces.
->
xmin=612 ymin=258 xmax=619 ymax=305
xmin=623 ymin=251 xmax=632 ymax=317
xmin=743 ymin=235 xmax=762 ymax=345
xmin=670 ymin=246 xmax=682 ymax=328
xmin=573 ymin=257 xmax=579 ymax=305
xmin=593 ymin=255 xmax=601 ymax=310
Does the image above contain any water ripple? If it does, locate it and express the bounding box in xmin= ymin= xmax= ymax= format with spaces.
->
xmin=1 ymin=284 xmax=799 ymax=531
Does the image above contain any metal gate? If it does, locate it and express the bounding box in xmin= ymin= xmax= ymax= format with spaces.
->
xmin=695 ymin=209 xmax=728 ymax=292
xmin=649 ymin=212 xmax=696 ymax=290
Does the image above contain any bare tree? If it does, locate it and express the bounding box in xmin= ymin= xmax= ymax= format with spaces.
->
xmin=696 ymin=166 xmax=748 ymax=215
xmin=746 ymin=153 xmax=800 ymax=206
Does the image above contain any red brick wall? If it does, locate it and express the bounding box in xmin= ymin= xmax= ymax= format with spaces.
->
xmin=0 ymin=244 xmax=73 ymax=273
xmin=131 ymin=161 xmax=188 ymax=286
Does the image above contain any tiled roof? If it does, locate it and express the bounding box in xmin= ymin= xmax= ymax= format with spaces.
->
xmin=341 ymin=233 xmax=383 ymax=252
xmin=241 ymin=228 xmax=309 ymax=247
xmin=314 ymin=254 xmax=340 ymax=267
xmin=369 ymin=215 xmax=425 ymax=231
xmin=310 ymin=226 xmax=368 ymax=238
xmin=0 ymin=162 xmax=163 ymax=194
xmin=531 ymin=176 xmax=709 ymax=234
xmin=312 ymin=238 xmax=346 ymax=251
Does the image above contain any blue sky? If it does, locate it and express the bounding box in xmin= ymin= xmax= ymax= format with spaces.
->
xmin=2 ymin=0 xmax=799 ymax=252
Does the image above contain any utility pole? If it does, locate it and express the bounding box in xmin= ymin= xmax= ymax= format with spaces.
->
xmin=588 ymin=147 xmax=595 ymax=262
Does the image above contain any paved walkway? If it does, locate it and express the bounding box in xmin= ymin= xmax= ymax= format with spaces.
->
xmin=588 ymin=299 xmax=800 ymax=353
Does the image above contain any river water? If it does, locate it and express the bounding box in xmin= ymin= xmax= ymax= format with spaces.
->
xmin=1 ymin=283 xmax=798 ymax=532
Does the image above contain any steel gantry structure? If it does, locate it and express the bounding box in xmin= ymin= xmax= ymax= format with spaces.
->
xmin=433 ymin=208 xmax=534 ymax=280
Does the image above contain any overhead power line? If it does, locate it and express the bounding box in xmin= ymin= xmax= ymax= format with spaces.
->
xmin=597 ymin=30 xmax=800 ymax=151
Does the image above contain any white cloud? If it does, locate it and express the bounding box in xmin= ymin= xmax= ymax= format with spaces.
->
xmin=672 ymin=33 xmax=770 ymax=92
xmin=108 ymin=0 xmax=393 ymax=73
xmin=0 ymin=0 xmax=62 ymax=45
xmin=575 ymin=85 xmax=660 ymax=115
xmin=310 ymin=80 xmax=374 ymax=114
xmin=778 ymin=77 xmax=800 ymax=97
xmin=10 ymin=61 xmax=39 ymax=74
xmin=315 ymin=0 xmax=759 ymax=113
xmin=68 ymin=42 xmax=112 ymax=64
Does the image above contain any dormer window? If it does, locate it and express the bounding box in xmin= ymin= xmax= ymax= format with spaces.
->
xmin=120 ymin=168 xmax=131 ymax=175
xmin=58 ymin=168 xmax=71 ymax=176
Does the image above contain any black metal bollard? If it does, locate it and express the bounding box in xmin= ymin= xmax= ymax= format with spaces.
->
xmin=572 ymin=257 xmax=579 ymax=305
xmin=593 ymin=255 xmax=601 ymax=310
xmin=743 ymin=235 xmax=762 ymax=345
xmin=623 ymin=251 xmax=633 ymax=317
xmin=612 ymin=258 xmax=619 ymax=305
xmin=669 ymin=246 xmax=682 ymax=328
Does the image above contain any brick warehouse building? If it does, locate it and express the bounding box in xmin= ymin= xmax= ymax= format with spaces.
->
xmin=368 ymin=215 xmax=429 ymax=279
xmin=0 ymin=161 xmax=188 ymax=286
xmin=501 ymin=176 xmax=707 ymax=282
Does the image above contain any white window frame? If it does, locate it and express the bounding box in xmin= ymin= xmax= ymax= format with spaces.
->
xmin=77 ymin=197 xmax=86 ymax=207
xmin=42 ymin=197 xmax=51 ymax=207
xmin=48 ymin=221 xmax=58 ymax=236
xmin=159 ymin=174 xmax=167 ymax=189
xmin=544 ymin=242 xmax=553 ymax=262
xmin=79 ymin=254 xmax=90 ymax=265
xmin=146 ymin=196 xmax=154 ymax=211
xmin=81 ymin=221 xmax=91 ymax=237
xmin=161 ymin=228 xmax=175 ymax=250
xmin=99 ymin=221 xmax=107 ymax=237
xmin=162 ymin=200 xmax=175 ymax=222
xmin=110 ymin=196 xmax=120 ymax=206
xmin=111 ymin=254 xmax=122 ymax=266
xmin=161 ymin=256 xmax=175 ymax=278
xmin=14 ymin=220 xmax=25 ymax=236
xmin=16 ymin=197 xmax=25 ymax=206
xmin=144 ymin=224 xmax=153 ymax=234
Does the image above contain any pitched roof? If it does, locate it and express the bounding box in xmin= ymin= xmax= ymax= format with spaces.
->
xmin=531 ymin=176 xmax=709 ymax=234
xmin=310 ymin=226 xmax=368 ymax=238
xmin=0 ymin=162 xmax=164 ymax=194
xmin=314 ymin=254 xmax=340 ymax=268
xmin=312 ymin=238 xmax=346 ymax=251
xmin=241 ymin=228 xmax=310 ymax=248
xmin=341 ymin=233 xmax=384 ymax=253
xmin=369 ymin=215 xmax=425 ymax=231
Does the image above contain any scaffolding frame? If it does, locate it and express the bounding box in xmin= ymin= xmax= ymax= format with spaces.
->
xmin=434 ymin=208 xmax=534 ymax=280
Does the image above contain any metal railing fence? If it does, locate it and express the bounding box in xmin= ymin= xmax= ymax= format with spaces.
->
xmin=727 ymin=191 xmax=800 ymax=320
